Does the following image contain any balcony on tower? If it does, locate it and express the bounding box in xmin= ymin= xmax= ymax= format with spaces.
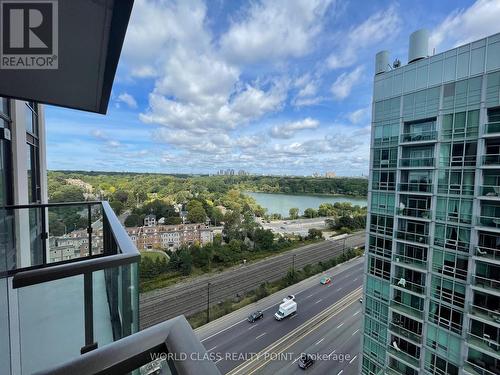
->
xmin=400 ymin=118 xmax=437 ymax=144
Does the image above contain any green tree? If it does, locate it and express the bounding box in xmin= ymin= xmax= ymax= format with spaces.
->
xmin=304 ymin=208 xmax=317 ymax=218
xmin=124 ymin=213 xmax=141 ymax=227
xmin=289 ymin=207 xmax=299 ymax=219
xmin=307 ymin=228 xmax=323 ymax=240
xmin=253 ymin=228 xmax=274 ymax=250
xmin=110 ymin=201 xmax=124 ymax=215
xmin=187 ymin=205 xmax=207 ymax=223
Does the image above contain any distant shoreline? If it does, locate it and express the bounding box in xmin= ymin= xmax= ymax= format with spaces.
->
xmin=245 ymin=190 xmax=368 ymax=200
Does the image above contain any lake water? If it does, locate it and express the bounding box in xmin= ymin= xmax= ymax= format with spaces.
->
xmin=246 ymin=192 xmax=367 ymax=217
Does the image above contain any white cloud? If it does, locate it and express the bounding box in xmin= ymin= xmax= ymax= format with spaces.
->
xmin=117 ymin=92 xmax=138 ymax=109
xmin=220 ymin=0 xmax=334 ymax=63
xmin=430 ymin=0 xmax=500 ymax=52
xmin=331 ymin=66 xmax=364 ymax=100
xmin=270 ymin=118 xmax=319 ymax=139
xmin=347 ymin=106 xmax=370 ymax=124
xmin=326 ymin=5 xmax=400 ymax=69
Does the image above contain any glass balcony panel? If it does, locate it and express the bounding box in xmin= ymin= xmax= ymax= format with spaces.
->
xmin=470 ymin=304 xmax=500 ymax=325
xmin=485 ymin=121 xmax=500 ymax=134
xmin=475 ymin=245 xmax=500 ymax=262
xmin=466 ymin=347 xmax=500 ymax=375
xmin=464 ymin=361 xmax=499 ymax=375
xmin=474 ymin=275 xmax=500 ymax=293
xmin=481 ymin=185 xmax=500 ymax=197
xmin=400 ymin=130 xmax=438 ymax=143
xmin=400 ymin=157 xmax=435 ymax=168
xmin=398 ymin=207 xmax=432 ymax=220
xmin=468 ymin=332 xmax=500 ymax=356
xmin=483 ymin=154 xmax=500 ymax=166
xmin=391 ymin=298 xmax=424 ymax=321
xmin=393 ymin=254 xmax=427 ymax=271
xmin=399 ymin=182 xmax=433 ymax=193
xmin=17 ymin=275 xmax=86 ymax=374
xmin=396 ymin=230 xmax=429 ymax=245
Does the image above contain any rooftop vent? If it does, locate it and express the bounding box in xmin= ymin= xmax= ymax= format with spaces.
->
xmin=375 ymin=50 xmax=390 ymax=75
xmin=408 ymin=29 xmax=429 ymax=64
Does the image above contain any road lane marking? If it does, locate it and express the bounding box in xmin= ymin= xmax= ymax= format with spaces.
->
xmin=337 ymin=287 xmax=343 ymax=291
xmin=315 ymin=338 xmax=325 ymax=345
xmin=315 ymin=299 xmax=323 ymax=304
xmin=353 ymin=310 xmax=360 ymax=316
xmin=207 ymin=346 xmax=217 ymax=352
xmin=215 ymin=358 xmax=222 ymax=364
xmin=248 ymin=325 xmax=258 ymax=330
xmin=200 ymin=319 xmax=246 ymax=342
xmin=228 ymin=288 xmax=363 ymax=375
xmin=352 ymin=329 xmax=359 ymax=336
xmin=337 ymin=370 xmax=343 ymax=375
xmin=305 ymin=294 xmax=313 ymax=299
xmin=290 ymin=314 xmax=297 ymax=320
xmin=336 ymin=323 xmax=344 ymax=329
xmin=255 ymin=332 xmax=267 ymax=340
xmin=329 ymin=349 xmax=336 ymax=356
xmin=349 ymin=354 xmax=358 ymax=364
xmin=353 ymin=277 xmax=358 ymax=281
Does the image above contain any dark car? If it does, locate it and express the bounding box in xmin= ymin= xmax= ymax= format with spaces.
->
xmin=298 ymin=354 xmax=314 ymax=369
xmin=247 ymin=310 xmax=263 ymax=323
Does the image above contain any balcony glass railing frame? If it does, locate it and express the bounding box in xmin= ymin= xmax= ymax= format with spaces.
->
xmin=400 ymin=130 xmax=438 ymax=143
xmin=2 ymin=201 xmax=141 ymax=368
xmin=485 ymin=121 xmax=500 ymax=135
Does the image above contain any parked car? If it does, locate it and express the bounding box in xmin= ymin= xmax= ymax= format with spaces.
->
xmin=247 ymin=310 xmax=264 ymax=323
xmin=282 ymin=294 xmax=295 ymax=303
xmin=298 ymin=353 xmax=314 ymax=369
xmin=320 ymin=276 xmax=332 ymax=285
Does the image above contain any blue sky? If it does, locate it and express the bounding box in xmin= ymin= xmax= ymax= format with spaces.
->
xmin=46 ymin=0 xmax=500 ymax=176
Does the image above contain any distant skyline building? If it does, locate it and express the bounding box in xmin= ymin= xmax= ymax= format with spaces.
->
xmin=362 ymin=30 xmax=500 ymax=375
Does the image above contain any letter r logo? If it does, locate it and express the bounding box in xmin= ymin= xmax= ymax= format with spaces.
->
xmin=1 ymin=1 xmax=56 ymax=54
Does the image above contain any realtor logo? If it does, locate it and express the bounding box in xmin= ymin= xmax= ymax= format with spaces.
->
xmin=0 ymin=0 xmax=58 ymax=69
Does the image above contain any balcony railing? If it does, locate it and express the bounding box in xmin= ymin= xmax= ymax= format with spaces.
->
xmin=393 ymin=254 xmax=427 ymax=271
xmin=483 ymin=154 xmax=500 ymax=166
xmin=485 ymin=121 xmax=500 ymax=135
xmin=481 ymin=185 xmax=500 ymax=197
xmin=389 ymin=322 xmax=422 ymax=344
xmin=1 ymin=201 xmax=142 ymax=373
xmin=464 ymin=360 xmax=500 ymax=375
xmin=467 ymin=332 xmax=500 ymax=355
xmin=478 ymin=215 xmax=500 ymax=229
xmin=475 ymin=245 xmax=500 ymax=263
xmin=440 ymin=155 xmax=476 ymax=167
xmin=396 ymin=230 xmax=429 ymax=245
xmin=470 ymin=304 xmax=500 ymax=325
xmin=433 ymin=237 xmax=470 ymax=253
xmin=397 ymin=207 xmax=431 ymax=220
xmin=372 ymin=181 xmax=396 ymax=191
xmin=442 ymin=126 xmax=479 ymax=140
xmin=387 ymin=344 xmax=420 ymax=368
xmin=392 ymin=276 xmax=425 ymax=295
xmin=37 ymin=316 xmax=221 ymax=375
xmin=390 ymin=300 xmax=424 ymax=320
xmin=473 ymin=275 xmax=500 ymax=292
xmin=435 ymin=210 xmax=472 ymax=224
xmin=400 ymin=130 xmax=437 ymax=143
xmin=438 ymin=183 xmax=474 ymax=196
xmin=400 ymin=157 xmax=434 ymax=168
xmin=398 ymin=182 xmax=433 ymax=193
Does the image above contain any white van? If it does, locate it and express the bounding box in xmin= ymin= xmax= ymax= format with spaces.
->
xmin=275 ymin=300 xmax=297 ymax=320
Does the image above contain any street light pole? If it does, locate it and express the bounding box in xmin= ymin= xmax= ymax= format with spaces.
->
xmin=343 ymin=237 xmax=346 ymax=256
xmin=207 ymin=282 xmax=211 ymax=324
xmin=292 ymin=254 xmax=296 ymax=272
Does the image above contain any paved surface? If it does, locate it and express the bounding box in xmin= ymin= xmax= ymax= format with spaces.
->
xmin=139 ymin=232 xmax=364 ymax=329
xmin=255 ymin=298 xmax=362 ymax=375
xmin=259 ymin=218 xmax=329 ymax=236
xmin=196 ymin=258 xmax=364 ymax=374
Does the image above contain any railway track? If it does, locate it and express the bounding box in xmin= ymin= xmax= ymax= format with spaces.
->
xmin=139 ymin=233 xmax=365 ymax=329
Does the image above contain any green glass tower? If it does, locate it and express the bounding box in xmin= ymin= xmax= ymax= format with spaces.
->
xmin=362 ymin=30 xmax=500 ymax=375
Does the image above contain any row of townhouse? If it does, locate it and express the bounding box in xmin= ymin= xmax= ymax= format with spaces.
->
xmin=126 ymin=224 xmax=214 ymax=251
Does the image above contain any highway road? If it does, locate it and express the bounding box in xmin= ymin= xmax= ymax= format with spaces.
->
xmin=140 ymin=232 xmax=364 ymax=329
xmin=254 ymin=298 xmax=362 ymax=375
xmin=196 ymin=257 xmax=364 ymax=374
